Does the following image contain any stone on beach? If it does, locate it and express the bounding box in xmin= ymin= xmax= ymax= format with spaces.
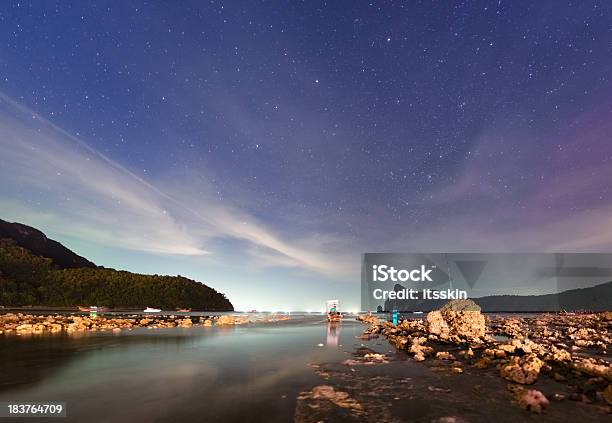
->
xmin=215 ymin=315 xmax=250 ymax=325
xmin=178 ymin=318 xmax=193 ymax=327
xmin=500 ymin=354 xmax=544 ymax=384
xmin=426 ymin=299 xmax=486 ymax=341
xmin=516 ymin=389 xmax=550 ymax=413
xmin=0 ymin=312 xmax=223 ymax=334
xmin=298 ymin=385 xmax=363 ymax=413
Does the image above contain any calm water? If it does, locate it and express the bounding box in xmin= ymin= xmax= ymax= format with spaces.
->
xmin=0 ymin=317 xmax=366 ymax=423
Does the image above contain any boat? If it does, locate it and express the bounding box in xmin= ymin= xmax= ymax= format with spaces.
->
xmin=326 ymin=299 xmax=343 ymax=322
xmin=176 ymin=308 xmax=191 ymax=312
xmin=143 ymin=307 xmax=161 ymax=313
xmin=78 ymin=306 xmax=108 ymax=312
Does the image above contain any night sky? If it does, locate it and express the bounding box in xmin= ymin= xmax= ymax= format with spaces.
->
xmin=1 ymin=1 xmax=612 ymax=311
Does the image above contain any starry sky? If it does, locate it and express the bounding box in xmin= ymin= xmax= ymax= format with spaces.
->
xmin=1 ymin=1 xmax=612 ymax=311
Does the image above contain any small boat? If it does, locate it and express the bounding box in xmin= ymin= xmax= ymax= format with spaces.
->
xmin=78 ymin=306 xmax=108 ymax=312
xmin=413 ymin=311 xmax=424 ymax=315
xmin=143 ymin=307 xmax=161 ymax=313
xmin=176 ymin=308 xmax=191 ymax=312
xmin=326 ymin=299 xmax=343 ymax=322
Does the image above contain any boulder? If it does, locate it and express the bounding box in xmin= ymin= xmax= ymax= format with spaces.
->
xmin=426 ymin=299 xmax=485 ymax=341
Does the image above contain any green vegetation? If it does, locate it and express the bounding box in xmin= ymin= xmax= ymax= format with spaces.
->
xmin=0 ymin=239 xmax=233 ymax=310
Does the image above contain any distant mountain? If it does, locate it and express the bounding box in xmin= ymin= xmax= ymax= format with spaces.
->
xmin=384 ymin=281 xmax=612 ymax=312
xmin=0 ymin=219 xmax=95 ymax=269
xmin=0 ymin=219 xmax=233 ymax=311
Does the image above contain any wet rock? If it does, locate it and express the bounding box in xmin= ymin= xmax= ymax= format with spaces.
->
xmin=0 ymin=312 xmax=222 ymax=334
xmin=483 ymin=348 xmax=507 ymax=359
xmin=300 ymin=385 xmax=363 ymax=414
xmin=215 ymin=315 xmax=249 ymax=325
xmin=571 ymin=358 xmax=612 ymax=381
xmin=549 ymin=345 xmax=571 ymax=362
xmin=507 ymin=337 xmax=545 ymax=356
xmin=426 ymin=299 xmax=485 ymax=341
xmin=516 ymin=389 xmax=549 ymax=413
xmin=435 ymin=351 xmax=455 ymax=360
xmin=500 ymin=354 xmax=544 ymax=384
xmin=356 ymin=314 xmax=379 ymax=326
xmin=409 ymin=336 xmax=433 ymax=361
xmin=426 ymin=311 xmax=450 ymax=339
xmin=178 ymin=318 xmax=193 ymax=327
xmin=363 ymin=353 xmax=387 ymax=363
xmin=458 ymin=348 xmax=474 ymax=359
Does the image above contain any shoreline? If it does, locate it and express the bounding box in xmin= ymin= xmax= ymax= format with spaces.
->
xmin=343 ymin=304 xmax=611 ymax=416
xmin=1 ymin=305 xmax=610 ymax=420
xmin=0 ymin=312 xmax=291 ymax=335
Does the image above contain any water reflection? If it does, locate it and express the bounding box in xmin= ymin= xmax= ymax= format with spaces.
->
xmin=0 ymin=317 xmax=363 ymax=423
xmin=326 ymin=322 xmax=340 ymax=346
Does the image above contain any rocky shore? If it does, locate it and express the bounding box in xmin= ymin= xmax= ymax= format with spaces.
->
xmin=0 ymin=312 xmax=289 ymax=335
xmin=354 ymin=300 xmax=611 ymax=415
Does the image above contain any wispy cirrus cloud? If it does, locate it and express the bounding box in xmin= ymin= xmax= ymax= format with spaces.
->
xmin=0 ymin=92 xmax=351 ymax=277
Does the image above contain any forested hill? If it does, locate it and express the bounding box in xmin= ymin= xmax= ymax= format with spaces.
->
xmin=0 ymin=230 xmax=233 ymax=311
xmin=0 ymin=219 xmax=95 ymax=269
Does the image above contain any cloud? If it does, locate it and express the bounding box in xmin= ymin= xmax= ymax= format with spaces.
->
xmin=0 ymin=92 xmax=351 ymax=277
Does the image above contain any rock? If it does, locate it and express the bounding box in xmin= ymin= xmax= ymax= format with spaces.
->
xmin=178 ymin=318 xmax=193 ymax=327
xmin=363 ymin=353 xmax=387 ymax=363
xmin=458 ymin=348 xmax=474 ymax=359
xmin=440 ymin=299 xmax=481 ymax=312
xmin=517 ymin=389 xmax=549 ymax=413
xmin=549 ymin=345 xmax=571 ymax=362
xmin=426 ymin=299 xmax=485 ymax=341
xmin=572 ymin=358 xmax=612 ymax=381
xmin=356 ymin=314 xmax=379 ymax=325
xmin=216 ymin=315 xmax=236 ymax=325
xmin=474 ymin=358 xmax=491 ymax=369
xmin=203 ymin=319 xmax=212 ymax=327
xmin=498 ymin=344 xmax=516 ymax=354
xmin=302 ymin=385 xmax=363 ymax=414
xmin=426 ymin=311 xmax=451 ymax=339
xmin=507 ymin=337 xmax=545 ymax=355
xmin=483 ymin=348 xmax=506 ymax=359
xmin=500 ymin=354 xmax=543 ymax=384
xmin=408 ymin=336 xmax=433 ymax=361
xmin=435 ymin=351 xmax=455 ymax=360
